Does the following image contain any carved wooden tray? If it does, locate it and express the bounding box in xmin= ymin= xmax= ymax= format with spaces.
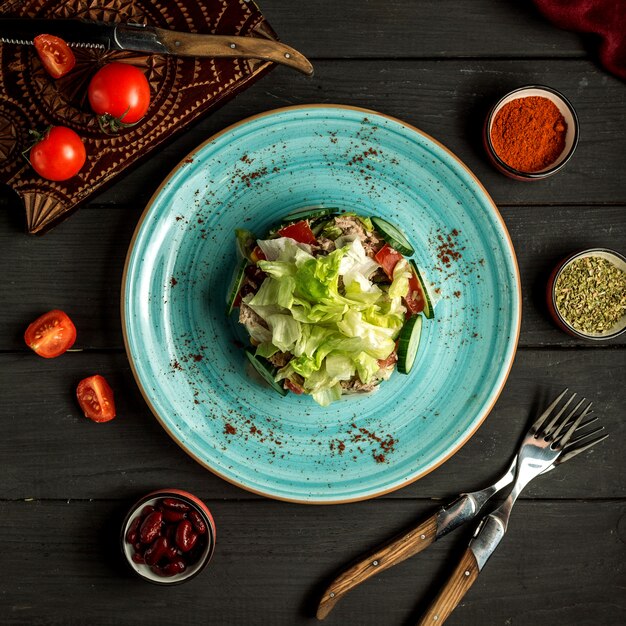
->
xmin=0 ymin=0 xmax=278 ymax=234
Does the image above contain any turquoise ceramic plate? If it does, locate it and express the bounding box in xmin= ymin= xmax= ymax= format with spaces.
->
xmin=122 ymin=105 xmax=520 ymax=503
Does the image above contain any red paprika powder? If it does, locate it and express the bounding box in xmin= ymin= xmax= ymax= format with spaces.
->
xmin=490 ymin=96 xmax=567 ymax=172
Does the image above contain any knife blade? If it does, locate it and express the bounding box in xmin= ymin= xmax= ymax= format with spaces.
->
xmin=0 ymin=18 xmax=314 ymax=75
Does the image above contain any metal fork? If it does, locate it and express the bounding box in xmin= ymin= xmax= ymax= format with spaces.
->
xmin=417 ymin=390 xmax=605 ymax=625
xmin=316 ymin=391 xmax=607 ymax=621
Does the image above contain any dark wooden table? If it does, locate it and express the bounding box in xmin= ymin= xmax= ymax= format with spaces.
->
xmin=1 ymin=1 xmax=625 ymax=624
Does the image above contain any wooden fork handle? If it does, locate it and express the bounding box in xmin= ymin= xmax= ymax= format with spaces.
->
xmin=417 ymin=548 xmax=480 ymax=626
xmin=316 ymin=513 xmax=439 ymax=620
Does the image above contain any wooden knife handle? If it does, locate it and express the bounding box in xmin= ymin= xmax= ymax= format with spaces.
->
xmin=155 ymin=29 xmax=314 ymax=75
xmin=417 ymin=548 xmax=480 ymax=626
xmin=316 ymin=512 xmax=439 ymax=620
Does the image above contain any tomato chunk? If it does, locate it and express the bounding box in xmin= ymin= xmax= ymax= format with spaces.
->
xmin=77 ymin=375 xmax=116 ymax=422
xmin=34 ymin=35 xmax=76 ymax=79
xmin=377 ymin=350 xmax=398 ymax=370
xmin=374 ymin=243 xmax=404 ymax=279
xmin=284 ymin=379 xmax=304 ymax=395
xmin=277 ymin=220 xmax=317 ymax=245
xmin=405 ymin=269 xmax=426 ymax=315
xmin=250 ymin=245 xmax=266 ymax=262
xmin=24 ymin=310 xmax=76 ymax=358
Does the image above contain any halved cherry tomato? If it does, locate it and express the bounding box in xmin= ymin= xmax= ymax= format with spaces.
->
xmin=76 ymin=375 xmax=116 ymax=422
xmin=88 ymin=62 xmax=151 ymax=130
xmin=405 ymin=269 xmax=426 ymax=315
xmin=277 ymin=220 xmax=317 ymax=245
xmin=29 ymin=126 xmax=86 ymax=181
xmin=24 ymin=310 xmax=76 ymax=358
xmin=374 ymin=243 xmax=404 ymax=280
xmin=34 ymin=35 xmax=76 ymax=79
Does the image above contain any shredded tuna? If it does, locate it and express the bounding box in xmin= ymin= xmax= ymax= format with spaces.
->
xmin=267 ymin=351 xmax=292 ymax=368
xmin=340 ymin=377 xmax=380 ymax=393
xmin=334 ymin=215 xmax=382 ymax=257
xmin=314 ymin=237 xmax=337 ymax=253
xmin=335 ymin=215 xmax=368 ymax=240
xmin=239 ymin=303 xmax=268 ymax=329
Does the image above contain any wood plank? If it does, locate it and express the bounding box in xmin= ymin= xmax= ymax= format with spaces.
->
xmin=1 ymin=348 xmax=622 ymax=501
xmin=8 ymin=58 xmax=620 ymax=209
xmin=2 ymin=59 xmax=624 ymax=214
xmin=261 ymin=0 xmax=587 ymax=58
xmin=1 ymin=203 xmax=624 ymax=350
xmin=0 ymin=499 xmax=623 ymax=625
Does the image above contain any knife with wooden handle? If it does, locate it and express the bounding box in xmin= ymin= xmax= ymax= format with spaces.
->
xmin=0 ymin=18 xmax=314 ymax=75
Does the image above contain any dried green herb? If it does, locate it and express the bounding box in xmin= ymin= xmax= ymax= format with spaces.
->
xmin=555 ymin=256 xmax=626 ymax=333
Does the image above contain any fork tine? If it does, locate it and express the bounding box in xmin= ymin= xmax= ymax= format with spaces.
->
xmin=550 ymin=398 xmax=587 ymax=440
xmin=532 ymin=388 xmax=570 ymax=434
xmin=575 ymin=414 xmax=598 ymax=430
xmin=557 ymin=433 xmax=609 ymax=465
xmin=555 ymin=402 xmax=593 ymax=447
xmin=540 ymin=392 xmax=576 ymax=437
xmin=565 ymin=424 xmax=605 ymax=448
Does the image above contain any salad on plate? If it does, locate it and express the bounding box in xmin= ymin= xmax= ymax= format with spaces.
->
xmin=227 ymin=209 xmax=437 ymax=406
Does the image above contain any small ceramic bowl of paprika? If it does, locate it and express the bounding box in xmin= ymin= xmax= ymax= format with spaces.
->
xmin=121 ymin=489 xmax=216 ymax=585
xmin=547 ymin=248 xmax=626 ymax=340
xmin=484 ymin=85 xmax=579 ymax=180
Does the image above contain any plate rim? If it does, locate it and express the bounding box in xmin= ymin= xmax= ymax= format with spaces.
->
xmin=121 ymin=103 xmax=522 ymax=505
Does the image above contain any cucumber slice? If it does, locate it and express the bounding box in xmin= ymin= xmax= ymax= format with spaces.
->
xmin=409 ymin=260 xmax=434 ymax=320
xmin=235 ymin=229 xmax=257 ymax=260
xmin=284 ymin=207 xmax=336 ymax=223
xmin=245 ymin=349 xmax=288 ymax=396
xmin=371 ymin=217 xmax=415 ymax=255
xmin=226 ymin=260 xmax=248 ymax=315
xmin=397 ymin=314 xmax=423 ymax=374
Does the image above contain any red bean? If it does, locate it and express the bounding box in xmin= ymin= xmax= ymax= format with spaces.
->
xmin=140 ymin=505 xmax=155 ymax=518
xmin=131 ymin=552 xmax=145 ymax=564
xmin=175 ymin=520 xmax=198 ymax=552
xmin=144 ymin=536 xmax=169 ymax=566
xmin=162 ymin=498 xmax=190 ymax=512
xmin=139 ymin=511 xmax=163 ymax=544
xmin=162 ymin=559 xmax=186 ymax=576
xmin=126 ymin=516 xmax=141 ymax=544
xmin=164 ymin=545 xmax=178 ymax=561
xmin=163 ymin=508 xmax=186 ymax=523
xmin=188 ymin=510 xmax=207 ymax=535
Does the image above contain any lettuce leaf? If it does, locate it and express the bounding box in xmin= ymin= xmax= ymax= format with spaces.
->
xmin=248 ymin=236 xmax=405 ymax=405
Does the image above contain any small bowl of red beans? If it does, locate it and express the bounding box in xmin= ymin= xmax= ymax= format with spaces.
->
xmin=121 ymin=489 xmax=216 ymax=584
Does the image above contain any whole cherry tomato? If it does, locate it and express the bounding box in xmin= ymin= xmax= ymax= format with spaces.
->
xmin=24 ymin=309 xmax=77 ymax=358
xmin=28 ymin=126 xmax=86 ymax=181
xmin=88 ymin=62 xmax=151 ymax=131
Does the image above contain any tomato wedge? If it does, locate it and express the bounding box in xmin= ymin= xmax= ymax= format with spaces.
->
xmin=374 ymin=243 xmax=404 ymax=279
xmin=77 ymin=375 xmax=116 ymax=422
xmin=377 ymin=350 xmax=398 ymax=369
xmin=250 ymin=245 xmax=266 ymax=263
xmin=277 ymin=220 xmax=317 ymax=245
xmin=284 ymin=378 xmax=304 ymax=395
xmin=34 ymin=35 xmax=76 ymax=79
xmin=24 ymin=310 xmax=76 ymax=358
xmin=405 ymin=269 xmax=426 ymax=315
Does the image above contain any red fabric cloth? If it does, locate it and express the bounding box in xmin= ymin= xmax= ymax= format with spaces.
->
xmin=533 ymin=0 xmax=626 ymax=81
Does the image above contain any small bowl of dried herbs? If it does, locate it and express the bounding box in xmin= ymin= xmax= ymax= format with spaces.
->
xmin=548 ymin=248 xmax=626 ymax=340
